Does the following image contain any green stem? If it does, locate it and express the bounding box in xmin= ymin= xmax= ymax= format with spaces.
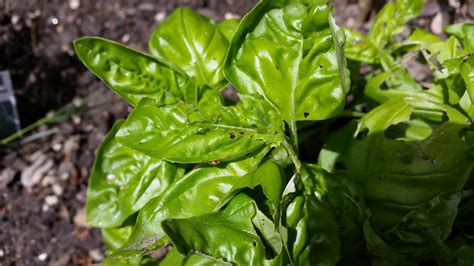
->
xmin=289 ymin=120 xmax=299 ymax=154
xmin=1 ymin=114 xmax=53 ymax=145
xmin=0 ymin=91 xmax=112 ymax=145
xmin=282 ymin=140 xmax=301 ymax=174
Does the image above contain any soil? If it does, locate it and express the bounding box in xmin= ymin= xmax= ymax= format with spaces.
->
xmin=0 ymin=0 xmax=472 ymax=265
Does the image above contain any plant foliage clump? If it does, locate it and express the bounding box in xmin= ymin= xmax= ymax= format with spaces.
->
xmin=75 ymin=0 xmax=474 ymax=264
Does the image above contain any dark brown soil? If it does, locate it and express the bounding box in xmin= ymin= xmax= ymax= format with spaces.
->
xmin=0 ymin=0 xmax=472 ymax=265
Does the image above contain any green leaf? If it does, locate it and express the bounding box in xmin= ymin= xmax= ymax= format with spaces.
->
xmin=251 ymin=207 xmax=283 ymax=257
xmin=281 ymin=191 xmax=341 ymax=265
xmin=101 ymin=220 xmax=160 ymax=266
xmin=343 ymin=28 xmax=380 ymax=64
xmin=459 ymin=91 xmax=474 ymax=122
xmin=159 ymin=248 xmax=231 ymax=266
xmin=217 ymin=19 xmax=240 ymax=42
xmin=114 ymin=148 xmax=270 ymax=257
xmin=344 ymin=0 xmax=424 ymax=65
xmin=224 ymin=0 xmax=350 ymax=123
xmin=362 ymin=215 xmax=415 ymax=265
xmin=149 ymin=8 xmax=229 ymax=89
xmin=455 ymin=246 xmax=474 ymax=266
xmin=102 ymin=256 xmax=152 ymax=266
xmin=162 ymin=194 xmax=268 ymax=265
xmin=460 ymin=57 xmax=474 ymax=103
xmin=318 ymin=120 xmax=357 ymax=172
xmin=301 ymin=164 xmax=366 ymax=260
xmin=445 ymin=22 xmax=474 ymax=52
xmin=278 ymin=165 xmax=362 ymax=265
xmin=363 ymin=193 xmax=461 ymax=262
xmin=426 ymin=36 xmax=468 ymax=73
xmin=400 ymin=28 xmax=442 ymax=50
xmin=102 ymin=224 xmax=134 ymax=251
xmin=368 ymin=0 xmax=424 ymax=49
xmin=344 ymin=28 xmax=397 ymax=69
xmin=116 ymin=89 xmax=285 ymax=163
xmin=74 ymin=37 xmax=189 ymax=106
xmin=242 ymin=159 xmax=286 ymax=216
xmin=459 ymin=57 xmax=474 ymax=121
xmin=343 ymin=98 xmax=473 ymax=232
xmin=87 ymin=121 xmax=185 ymax=228
xmin=364 ymin=69 xmax=442 ymax=104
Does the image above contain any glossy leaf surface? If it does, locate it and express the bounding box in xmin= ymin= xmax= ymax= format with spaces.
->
xmin=87 ymin=121 xmax=185 ymax=228
xmin=162 ymin=194 xmax=268 ymax=265
xmin=282 ymin=189 xmax=341 ymax=265
xmin=75 ymin=1 xmax=474 ymax=264
xmin=149 ymin=8 xmax=229 ymax=88
xmin=74 ymin=37 xmax=189 ymax=106
xmin=225 ymin=0 xmax=350 ymax=122
xmin=116 ymin=90 xmax=284 ymax=163
xmin=102 ymin=224 xmax=134 ymax=251
xmin=217 ymin=19 xmax=240 ymax=42
xmin=115 ymin=148 xmax=270 ymax=256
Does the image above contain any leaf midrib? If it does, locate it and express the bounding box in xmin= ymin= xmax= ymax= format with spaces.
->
xmin=180 ymin=9 xmax=216 ymax=85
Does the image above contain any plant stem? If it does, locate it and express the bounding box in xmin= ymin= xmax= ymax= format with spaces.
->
xmin=1 ymin=114 xmax=54 ymax=145
xmin=282 ymin=140 xmax=301 ymax=173
xmin=289 ymin=120 xmax=299 ymax=154
xmin=19 ymin=128 xmax=59 ymax=144
xmin=0 ymin=91 xmax=113 ymax=145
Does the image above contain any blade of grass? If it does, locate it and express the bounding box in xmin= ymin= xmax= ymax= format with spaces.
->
xmin=0 ymin=91 xmax=120 ymax=145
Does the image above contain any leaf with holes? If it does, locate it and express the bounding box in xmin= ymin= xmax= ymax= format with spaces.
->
xmin=224 ymin=0 xmax=350 ymax=130
xmin=115 ymin=88 xmax=285 ymax=163
xmin=341 ymin=98 xmax=473 ymax=262
xmin=74 ymin=37 xmax=190 ymax=106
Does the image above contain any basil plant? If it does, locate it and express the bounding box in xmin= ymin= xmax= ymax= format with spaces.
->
xmin=75 ymin=0 xmax=474 ymax=265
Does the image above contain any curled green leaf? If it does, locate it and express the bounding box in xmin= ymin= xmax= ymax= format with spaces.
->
xmin=149 ymin=8 xmax=229 ymax=89
xmin=301 ymin=164 xmax=366 ymax=260
xmin=281 ymin=191 xmax=341 ymax=265
xmin=162 ymin=194 xmax=268 ymax=265
xmin=74 ymin=37 xmax=189 ymax=106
